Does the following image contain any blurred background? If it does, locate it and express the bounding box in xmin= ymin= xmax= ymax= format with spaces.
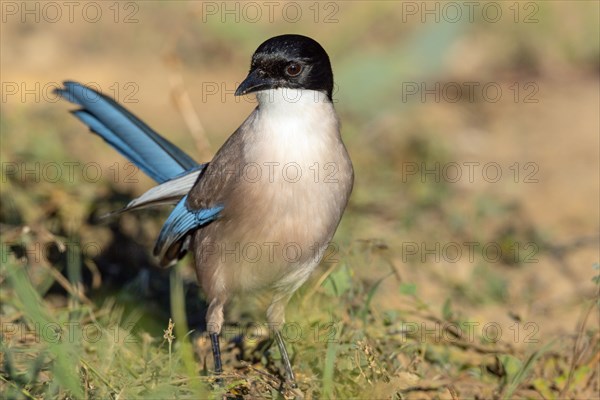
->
xmin=1 ymin=1 xmax=598 ymax=398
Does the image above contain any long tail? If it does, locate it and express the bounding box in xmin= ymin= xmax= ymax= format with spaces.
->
xmin=54 ymin=81 xmax=200 ymax=183
xmin=55 ymin=81 xmax=215 ymax=265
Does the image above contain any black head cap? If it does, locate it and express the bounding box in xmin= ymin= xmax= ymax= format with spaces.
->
xmin=235 ymin=34 xmax=334 ymax=101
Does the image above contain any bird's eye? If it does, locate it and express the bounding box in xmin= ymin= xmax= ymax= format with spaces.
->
xmin=285 ymin=63 xmax=303 ymax=77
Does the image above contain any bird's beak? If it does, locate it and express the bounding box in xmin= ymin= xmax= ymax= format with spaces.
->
xmin=235 ymin=69 xmax=274 ymax=96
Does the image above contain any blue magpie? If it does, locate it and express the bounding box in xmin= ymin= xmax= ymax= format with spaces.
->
xmin=55 ymin=34 xmax=354 ymax=385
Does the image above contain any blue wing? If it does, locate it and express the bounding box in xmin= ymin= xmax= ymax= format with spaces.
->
xmin=154 ymin=195 xmax=223 ymax=265
xmin=54 ymin=81 xmax=199 ymax=183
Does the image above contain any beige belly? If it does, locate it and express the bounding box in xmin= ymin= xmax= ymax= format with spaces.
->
xmin=196 ymin=158 xmax=351 ymax=296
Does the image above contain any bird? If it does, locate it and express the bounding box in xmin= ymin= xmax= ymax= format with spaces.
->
xmin=54 ymin=34 xmax=354 ymax=385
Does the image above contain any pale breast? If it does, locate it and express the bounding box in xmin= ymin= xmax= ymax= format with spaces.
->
xmin=235 ymin=91 xmax=352 ymax=251
xmin=196 ymin=89 xmax=353 ymax=294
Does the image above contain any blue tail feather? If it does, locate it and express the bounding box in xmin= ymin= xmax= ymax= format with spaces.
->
xmin=55 ymin=81 xmax=199 ymax=183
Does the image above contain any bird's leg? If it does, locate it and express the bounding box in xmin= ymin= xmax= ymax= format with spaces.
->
xmin=210 ymin=332 xmax=223 ymax=374
xmin=206 ymin=296 xmax=226 ymax=376
xmin=267 ymin=293 xmax=298 ymax=387
xmin=275 ymin=330 xmax=297 ymax=388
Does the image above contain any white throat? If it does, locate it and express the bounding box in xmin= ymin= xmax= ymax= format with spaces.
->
xmin=244 ymin=88 xmax=340 ymax=169
xmin=255 ymin=88 xmax=331 ymax=110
